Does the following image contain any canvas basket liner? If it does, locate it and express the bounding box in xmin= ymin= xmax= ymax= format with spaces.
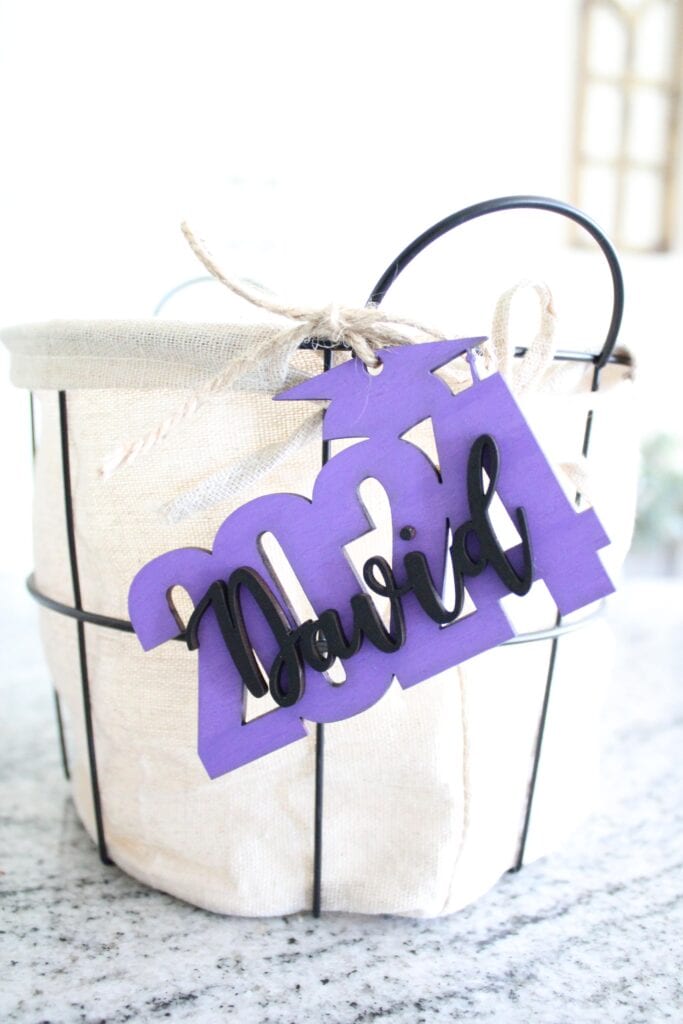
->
xmin=2 ymin=316 xmax=638 ymax=917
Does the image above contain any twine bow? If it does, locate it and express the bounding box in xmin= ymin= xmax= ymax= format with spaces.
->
xmin=101 ymin=224 xmax=596 ymax=522
xmin=99 ymin=223 xmax=444 ymax=479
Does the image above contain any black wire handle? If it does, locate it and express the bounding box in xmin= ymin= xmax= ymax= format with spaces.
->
xmin=367 ymin=195 xmax=624 ymax=370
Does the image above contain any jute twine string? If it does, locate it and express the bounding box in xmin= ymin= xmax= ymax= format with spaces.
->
xmin=162 ymin=278 xmax=591 ymax=523
xmin=100 ymin=223 xmax=445 ymax=479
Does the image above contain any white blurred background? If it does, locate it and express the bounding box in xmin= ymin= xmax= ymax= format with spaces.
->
xmin=1 ymin=0 xmax=682 ymax=576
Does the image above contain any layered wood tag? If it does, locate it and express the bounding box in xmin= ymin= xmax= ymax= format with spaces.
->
xmin=128 ymin=339 xmax=614 ymax=777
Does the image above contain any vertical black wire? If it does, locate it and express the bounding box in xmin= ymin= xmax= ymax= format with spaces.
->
xmin=513 ymin=363 xmax=602 ymax=870
xmin=312 ymin=345 xmax=332 ymax=917
xmin=52 ymin=689 xmax=71 ymax=780
xmin=58 ymin=391 xmax=111 ymax=865
xmin=30 ymin=392 xmax=71 ymax=780
xmin=512 ymin=618 xmax=560 ymax=871
xmin=29 ymin=392 xmax=36 ymax=459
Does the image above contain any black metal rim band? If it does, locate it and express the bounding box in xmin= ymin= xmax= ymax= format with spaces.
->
xmin=26 ymin=572 xmax=605 ymax=648
xmin=299 ymin=337 xmax=632 ymax=367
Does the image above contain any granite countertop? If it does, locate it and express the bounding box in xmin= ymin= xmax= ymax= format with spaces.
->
xmin=2 ymin=573 xmax=682 ymax=1024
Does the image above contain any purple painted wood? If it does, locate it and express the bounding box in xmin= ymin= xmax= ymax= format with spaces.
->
xmin=128 ymin=339 xmax=613 ymax=778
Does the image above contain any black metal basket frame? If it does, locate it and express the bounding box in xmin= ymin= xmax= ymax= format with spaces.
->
xmin=26 ymin=195 xmax=627 ymax=917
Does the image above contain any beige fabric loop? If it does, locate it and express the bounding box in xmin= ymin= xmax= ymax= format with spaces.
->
xmin=491 ymin=279 xmax=557 ymax=393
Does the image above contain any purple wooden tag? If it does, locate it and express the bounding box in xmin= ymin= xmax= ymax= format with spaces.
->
xmin=128 ymin=339 xmax=614 ymax=778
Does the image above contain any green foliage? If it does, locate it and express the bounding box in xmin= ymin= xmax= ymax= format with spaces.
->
xmin=636 ymin=434 xmax=683 ymax=546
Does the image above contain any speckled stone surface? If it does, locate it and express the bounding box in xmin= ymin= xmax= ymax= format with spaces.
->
xmin=2 ymin=573 xmax=682 ymax=1024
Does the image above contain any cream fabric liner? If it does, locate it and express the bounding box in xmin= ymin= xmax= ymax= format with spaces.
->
xmin=2 ymin=319 xmax=309 ymax=391
xmin=6 ymin=317 xmax=638 ymax=917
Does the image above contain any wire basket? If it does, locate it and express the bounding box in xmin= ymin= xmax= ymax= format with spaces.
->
xmin=2 ymin=196 xmax=638 ymax=917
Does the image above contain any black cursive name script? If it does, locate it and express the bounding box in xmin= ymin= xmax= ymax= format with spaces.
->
xmin=185 ymin=434 xmax=533 ymax=707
